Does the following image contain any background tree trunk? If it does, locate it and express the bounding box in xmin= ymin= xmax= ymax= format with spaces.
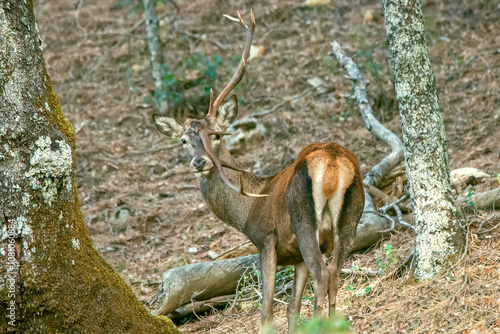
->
xmin=143 ymin=0 xmax=168 ymax=114
xmin=0 ymin=1 xmax=178 ymax=332
xmin=381 ymin=0 xmax=465 ymax=280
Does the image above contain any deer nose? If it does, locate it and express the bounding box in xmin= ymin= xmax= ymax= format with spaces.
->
xmin=192 ymin=158 xmax=207 ymax=171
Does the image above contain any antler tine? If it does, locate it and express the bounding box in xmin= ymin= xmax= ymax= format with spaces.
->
xmin=207 ymin=89 xmax=215 ymax=117
xmin=199 ymin=128 xmax=268 ymax=198
xmin=207 ymin=9 xmax=256 ymax=118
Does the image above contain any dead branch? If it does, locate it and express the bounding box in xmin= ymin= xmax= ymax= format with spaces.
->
xmin=378 ymin=194 xmax=407 ymax=212
xmin=330 ymin=42 xmax=404 ymax=188
xmin=379 ymin=195 xmax=414 ymax=231
xmin=215 ymin=240 xmax=258 ymax=260
xmin=331 ymin=41 xmax=406 ymax=251
xmin=168 ymin=294 xmax=236 ymax=320
xmin=368 ymin=185 xmax=398 ymax=204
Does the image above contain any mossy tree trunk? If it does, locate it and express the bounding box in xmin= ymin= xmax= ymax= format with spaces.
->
xmin=381 ymin=0 xmax=464 ymax=280
xmin=0 ymin=1 xmax=178 ymax=333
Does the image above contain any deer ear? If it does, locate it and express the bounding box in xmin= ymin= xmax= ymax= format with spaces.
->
xmin=215 ymin=95 xmax=238 ymax=130
xmin=152 ymin=114 xmax=183 ymax=138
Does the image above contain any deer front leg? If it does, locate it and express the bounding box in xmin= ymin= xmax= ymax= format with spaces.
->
xmin=259 ymin=233 xmax=278 ymax=327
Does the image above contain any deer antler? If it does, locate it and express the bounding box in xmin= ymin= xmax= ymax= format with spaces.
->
xmin=207 ymin=10 xmax=256 ymax=118
xmin=199 ymin=128 xmax=268 ymax=198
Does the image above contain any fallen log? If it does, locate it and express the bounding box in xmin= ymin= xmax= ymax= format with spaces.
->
xmin=455 ymin=188 xmax=500 ymax=212
xmin=148 ymin=254 xmax=259 ymax=316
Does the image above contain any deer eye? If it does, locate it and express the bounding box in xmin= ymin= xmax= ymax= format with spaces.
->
xmin=181 ymin=139 xmax=187 ymax=145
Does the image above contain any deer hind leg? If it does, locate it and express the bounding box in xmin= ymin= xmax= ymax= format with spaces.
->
xmin=294 ymin=224 xmax=329 ymax=317
xmin=287 ymin=166 xmax=329 ymax=317
xmin=287 ymin=262 xmax=309 ymax=333
xmin=326 ymin=184 xmax=346 ymax=315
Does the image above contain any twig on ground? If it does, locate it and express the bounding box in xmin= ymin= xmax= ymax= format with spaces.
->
xmin=446 ymin=49 xmax=500 ymax=81
xmin=448 ymin=274 xmax=468 ymax=308
xmin=248 ymin=87 xmax=317 ymax=118
xmin=368 ymin=185 xmax=398 ymax=205
xmin=477 ymin=221 xmax=500 ymax=234
xmin=476 ymin=214 xmax=500 ymax=234
xmin=364 ymin=301 xmax=404 ymax=318
xmin=230 ymin=267 xmax=252 ymax=311
xmin=216 ymin=240 xmax=256 ymax=260
xmin=190 ymin=299 xmax=221 ymax=324
xmin=253 ymin=288 xmax=288 ymax=305
xmin=341 ymin=268 xmax=383 ymax=277
xmin=176 ymin=28 xmax=228 ymax=49
xmin=174 ymin=184 xmax=198 ymax=191
xmin=114 ymin=143 xmax=181 ymax=158
xmin=75 ymin=0 xmax=88 ymax=42
xmin=82 ymin=12 xmax=170 ymax=81
xmin=382 ymin=248 xmax=415 ymax=281
xmin=447 ymin=217 xmax=471 ymax=274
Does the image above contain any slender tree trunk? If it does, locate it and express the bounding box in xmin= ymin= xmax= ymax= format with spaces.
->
xmin=143 ymin=0 xmax=168 ymax=114
xmin=0 ymin=1 xmax=178 ymax=332
xmin=381 ymin=0 xmax=464 ymax=279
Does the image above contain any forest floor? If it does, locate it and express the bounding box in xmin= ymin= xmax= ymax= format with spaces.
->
xmin=36 ymin=0 xmax=499 ymax=332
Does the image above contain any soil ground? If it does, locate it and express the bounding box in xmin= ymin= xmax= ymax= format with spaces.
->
xmin=35 ymin=0 xmax=499 ymax=333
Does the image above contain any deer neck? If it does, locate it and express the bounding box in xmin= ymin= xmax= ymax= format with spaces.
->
xmin=199 ymin=145 xmax=268 ymax=232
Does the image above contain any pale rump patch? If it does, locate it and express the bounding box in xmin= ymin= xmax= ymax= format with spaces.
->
xmin=327 ymin=177 xmax=344 ymax=232
xmin=308 ymin=156 xmax=355 ymax=232
xmin=310 ymin=161 xmax=327 ymax=229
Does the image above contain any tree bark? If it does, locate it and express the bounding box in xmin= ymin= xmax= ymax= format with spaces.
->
xmin=381 ymin=0 xmax=464 ymax=280
xmin=0 ymin=2 xmax=178 ymax=333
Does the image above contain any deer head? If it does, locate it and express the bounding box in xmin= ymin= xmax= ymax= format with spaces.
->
xmin=153 ymin=10 xmax=266 ymax=198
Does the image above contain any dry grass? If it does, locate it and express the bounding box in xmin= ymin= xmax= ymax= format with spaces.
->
xmin=35 ymin=0 xmax=500 ymax=332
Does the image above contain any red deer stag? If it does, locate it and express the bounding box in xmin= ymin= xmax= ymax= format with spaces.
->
xmin=153 ymin=10 xmax=364 ymax=332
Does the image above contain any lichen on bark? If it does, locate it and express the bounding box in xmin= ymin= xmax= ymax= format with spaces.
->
xmin=25 ymin=136 xmax=73 ymax=205
xmin=381 ymin=0 xmax=465 ymax=280
xmin=0 ymin=1 xmax=179 ymax=332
